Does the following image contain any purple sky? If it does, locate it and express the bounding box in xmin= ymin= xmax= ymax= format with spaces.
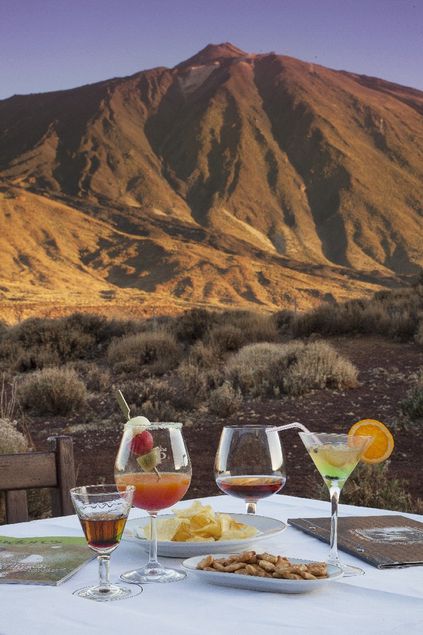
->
xmin=1 ymin=0 xmax=422 ymax=99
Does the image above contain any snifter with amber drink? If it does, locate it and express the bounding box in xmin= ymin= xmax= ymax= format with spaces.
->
xmin=115 ymin=421 xmax=191 ymax=583
xmin=215 ymin=425 xmax=286 ymax=514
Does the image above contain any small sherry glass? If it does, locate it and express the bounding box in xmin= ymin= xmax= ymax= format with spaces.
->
xmin=70 ymin=484 xmax=141 ymax=601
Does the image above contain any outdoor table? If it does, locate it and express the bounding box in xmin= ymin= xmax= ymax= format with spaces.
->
xmin=1 ymin=494 xmax=422 ymax=635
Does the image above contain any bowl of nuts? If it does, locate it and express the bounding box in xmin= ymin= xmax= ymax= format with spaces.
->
xmin=182 ymin=550 xmax=342 ymax=593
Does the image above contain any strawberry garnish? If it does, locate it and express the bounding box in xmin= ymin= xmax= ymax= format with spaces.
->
xmin=130 ymin=430 xmax=154 ymax=456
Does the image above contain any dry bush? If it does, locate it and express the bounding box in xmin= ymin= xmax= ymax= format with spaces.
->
xmin=119 ymin=376 xmax=196 ymax=414
xmin=283 ymin=341 xmax=358 ymax=396
xmin=18 ymin=367 xmax=88 ymax=416
xmin=208 ymin=382 xmax=242 ymax=417
xmin=69 ymin=361 xmax=111 ymax=393
xmin=141 ymin=399 xmax=179 ymax=422
xmin=233 ymin=311 xmax=279 ymax=343
xmin=292 ymin=285 xmax=421 ymax=341
xmin=415 ymin=321 xmax=423 ymax=345
xmin=400 ymin=372 xmax=423 ymax=420
xmin=173 ymin=308 xmax=218 ymax=344
xmin=117 ymin=377 xmax=181 ymax=420
xmin=218 ymin=310 xmax=279 ymax=343
xmin=226 ymin=342 xmax=287 ymax=397
xmin=208 ymin=324 xmax=245 ymax=354
xmin=177 ymin=360 xmax=224 ymax=404
xmin=0 ymin=417 xmax=29 ymax=454
xmin=108 ymin=331 xmax=182 ymax=375
xmin=273 ymin=310 xmax=296 ymax=335
xmin=64 ymin=312 xmax=140 ymax=345
xmin=342 ymin=463 xmax=423 ymax=514
xmin=187 ymin=341 xmax=220 ymax=368
xmin=227 ymin=340 xmax=357 ymax=398
xmin=0 ymin=313 xmax=142 ymax=373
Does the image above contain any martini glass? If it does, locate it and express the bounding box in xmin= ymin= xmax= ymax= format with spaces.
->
xmin=214 ymin=425 xmax=286 ymax=514
xmin=115 ymin=421 xmax=191 ymax=583
xmin=70 ymin=484 xmax=141 ymax=601
xmin=299 ymin=432 xmax=372 ymax=576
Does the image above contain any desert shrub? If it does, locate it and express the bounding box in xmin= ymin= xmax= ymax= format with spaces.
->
xmin=273 ymin=310 xmax=295 ymax=335
xmin=108 ymin=331 xmax=181 ymax=375
xmin=177 ymin=360 xmax=224 ymax=402
xmin=121 ymin=377 xmax=180 ymax=420
xmin=218 ymin=310 xmax=279 ymax=343
xmin=141 ymin=399 xmax=179 ymax=422
xmin=1 ymin=317 xmax=95 ymax=371
xmin=187 ymin=341 xmax=220 ymax=368
xmin=292 ymin=286 xmax=421 ymax=341
xmin=282 ymin=341 xmax=358 ymax=396
xmin=69 ymin=361 xmax=111 ymax=393
xmin=233 ymin=311 xmax=279 ymax=343
xmin=226 ymin=343 xmax=287 ymax=397
xmin=400 ymin=375 xmax=423 ymax=420
xmin=173 ymin=308 xmax=218 ymax=344
xmin=342 ymin=463 xmax=423 ymax=514
xmin=208 ymin=382 xmax=242 ymax=417
xmin=0 ymin=416 xmax=53 ymax=522
xmin=0 ymin=321 xmax=8 ymax=337
xmin=415 ymin=321 xmax=423 ymax=345
xmin=0 ymin=313 xmax=142 ymax=372
xmin=64 ymin=313 xmax=140 ymax=345
xmin=0 ymin=417 xmax=29 ymax=454
xmin=118 ymin=376 xmax=196 ymax=414
xmin=18 ymin=367 xmax=88 ymax=415
xmin=226 ymin=340 xmax=357 ymax=398
xmin=209 ymin=324 xmax=245 ymax=353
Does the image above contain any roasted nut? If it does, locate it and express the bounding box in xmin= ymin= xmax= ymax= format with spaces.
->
xmin=195 ymin=552 xmax=329 ymax=580
xmin=197 ymin=555 xmax=214 ymax=569
xmin=258 ymin=559 xmax=276 ymax=572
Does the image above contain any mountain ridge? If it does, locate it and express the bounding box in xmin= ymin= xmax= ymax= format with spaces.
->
xmin=0 ymin=43 xmax=422 ymax=317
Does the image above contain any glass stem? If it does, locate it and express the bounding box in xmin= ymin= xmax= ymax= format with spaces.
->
xmin=146 ymin=512 xmax=160 ymax=572
xmin=328 ymin=485 xmax=341 ymax=567
xmin=246 ymin=501 xmax=257 ymax=514
xmin=98 ymin=555 xmax=111 ymax=592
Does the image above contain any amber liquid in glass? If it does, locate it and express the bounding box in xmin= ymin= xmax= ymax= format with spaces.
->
xmin=216 ymin=475 xmax=285 ymax=500
xmin=80 ymin=515 xmax=127 ymax=551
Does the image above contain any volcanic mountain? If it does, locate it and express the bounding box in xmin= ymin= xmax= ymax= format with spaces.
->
xmin=0 ymin=43 xmax=422 ymax=318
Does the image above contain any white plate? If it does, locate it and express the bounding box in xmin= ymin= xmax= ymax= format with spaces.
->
xmin=182 ymin=554 xmax=343 ymax=594
xmin=124 ymin=514 xmax=287 ymax=558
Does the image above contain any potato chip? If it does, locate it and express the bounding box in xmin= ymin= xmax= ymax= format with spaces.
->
xmin=138 ymin=502 xmax=258 ymax=543
xmin=141 ymin=517 xmax=182 ymax=541
xmin=137 ymin=501 xmax=257 ymax=542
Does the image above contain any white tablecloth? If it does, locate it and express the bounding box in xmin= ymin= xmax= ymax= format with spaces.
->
xmin=1 ymin=494 xmax=423 ymax=635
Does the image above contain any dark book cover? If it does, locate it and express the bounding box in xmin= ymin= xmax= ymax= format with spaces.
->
xmin=287 ymin=515 xmax=423 ymax=569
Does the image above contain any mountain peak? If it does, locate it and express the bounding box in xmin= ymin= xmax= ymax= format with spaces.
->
xmin=176 ymin=42 xmax=247 ymax=68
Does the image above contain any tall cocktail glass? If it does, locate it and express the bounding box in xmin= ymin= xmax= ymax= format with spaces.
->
xmin=299 ymin=432 xmax=372 ymax=576
xmin=115 ymin=421 xmax=191 ymax=583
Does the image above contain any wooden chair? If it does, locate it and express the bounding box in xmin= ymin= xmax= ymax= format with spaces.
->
xmin=0 ymin=435 xmax=76 ymax=524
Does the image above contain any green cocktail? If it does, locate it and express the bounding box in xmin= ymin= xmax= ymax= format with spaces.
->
xmin=306 ymin=443 xmax=364 ymax=488
xmin=299 ymin=432 xmax=372 ymax=577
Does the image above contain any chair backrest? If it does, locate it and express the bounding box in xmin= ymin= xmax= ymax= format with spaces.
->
xmin=0 ymin=435 xmax=76 ymax=524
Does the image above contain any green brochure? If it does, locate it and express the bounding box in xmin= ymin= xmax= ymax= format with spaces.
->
xmin=0 ymin=535 xmax=95 ymax=585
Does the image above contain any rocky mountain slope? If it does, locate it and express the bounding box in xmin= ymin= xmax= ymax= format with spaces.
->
xmin=0 ymin=43 xmax=422 ymax=316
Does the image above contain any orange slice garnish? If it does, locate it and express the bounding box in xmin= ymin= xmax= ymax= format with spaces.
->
xmin=348 ymin=419 xmax=394 ymax=464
